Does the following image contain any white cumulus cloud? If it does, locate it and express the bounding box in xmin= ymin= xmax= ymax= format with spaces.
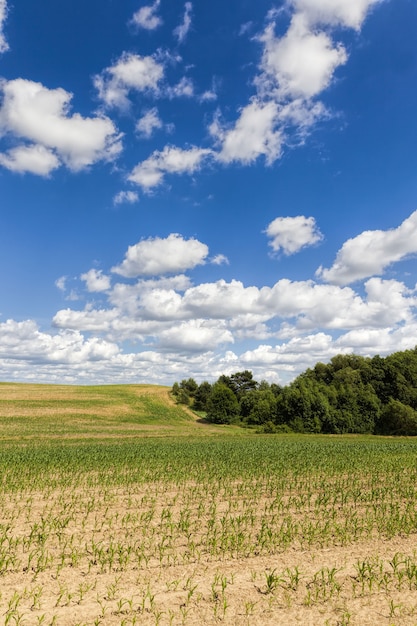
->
xmin=317 ymin=210 xmax=417 ymax=285
xmin=126 ymin=0 xmax=382 ymax=187
xmin=0 ymin=144 xmax=60 ymax=176
xmin=94 ymin=53 xmax=164 ymax=110
xmin=0 ymin=319 xmax=119 ymax=364
xmin=212 ymin=99 xmax=282 ymax=165
xmin=53 ymin=308 xmax=118 ymax=333
xmin=240 ymin=333 xmax=338 ymax=366
xmin=291 ymin=0 xmax=383 ymax=30
xmin=42 ymin=226 xmax=417 ymax=383
xmin=112 ymin=233 xmax=209 ymax=278
xmin=211 ymin=0 xmax=378 ymax=171
xmin=158 ymin=319 xmax=233 ymax=352
xmin=80 ymin=269 xmax=111 ymax=293
xmin=128 ymin=145 xmax=212 ymax=190
xmin=211 ymin=13 xmax=345 ymax=167
xmin=257 ymin=15 xmax=347 ymax=100
xmin=266 ymin=215 xmax=323 ymax=255
xmin=0 ymin=79 xmax=122 ymax=174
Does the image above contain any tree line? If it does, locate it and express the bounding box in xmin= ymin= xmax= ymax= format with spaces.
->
xmin=171 ymin=347 xmax=417 ymax=435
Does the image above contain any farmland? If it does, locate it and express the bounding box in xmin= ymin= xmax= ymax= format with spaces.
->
xmin=0 ymin=384 xmax=417 ymax=624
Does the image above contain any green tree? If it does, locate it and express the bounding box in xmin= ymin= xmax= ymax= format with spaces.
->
xmin=229 ymin=370 xmax=258 ymax=398
xmin=275 ymin=382 xmax=322 ymax=433
xmin=216 ymin=370 xmax=258 ymax=399
xmin=249 ymin=396 xmax=277 ymax=425
xmin=240 ymin=389 xmax=277 ymax=425
xmin=173 ymin=346 xmax=417 ymax=435
xmin=193 ymin=381 xmax=212 ymax=411
xmin=176 ymin=388 xmax=191 ymax=405
xmin=206 ymin=383 xmax=240 ymax=424
xmin=180 ymin=378 xmax=198 ymax=396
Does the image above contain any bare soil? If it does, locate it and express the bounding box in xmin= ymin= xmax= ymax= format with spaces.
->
xmin=0 ymin=484 xmax=416 ymax=625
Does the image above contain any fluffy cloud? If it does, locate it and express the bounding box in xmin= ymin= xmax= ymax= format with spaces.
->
xmin=94 ymin=53 xmax=164 ymax=110
xmin=126 ymin=0 xmax=379 ymax=185
xmin=335 ymin=323 xmax=417 ymax=355
xmin=238 ymin=319 xmax=417 ymax=382
xmin=110 ymin=274 xmax=412 ymax=333
xmin=0 ymin=79 xmax=122 ymax=173
xmin=0 ymin=0 xmax=8 ymax=53
xmin=53 ymin=308 xmax=118 ymax=333
xmin=240 ymin=333 xmax=339 ymax=366
xmin=191 ymin=276 xmax=407 ymax=330
xmin=180 ymin=280 xmax=259 ymax=318
xmin=123 ymin=287 xmax=184 ymax=320
xmin=212 ymin=100 xmax=282 ymax=165
xmin=0 ymin=319 xmax=190 ymax=385
xmin=317 ymin=210 xmax=417 ymax=285
xmin=0 ymin=319 xmax=119 ymax=364
xmin=112 ymin=234 xmax=209 ymax=278
xmin=42 ymin=222 xmax=417 ymax=383
xmin=107 ymin=275 xmax=192 ymax=316
xmin=157 ymin=319 xmax=233 ymax=352
xmin=211 ymin=0 xmax=381 ymax=170
xmin=24 ymin=264 xmax=417 ymax=384
xmin=130 ymin=0 xmax=162 ymax=30
xmin=211 ymin=9 xmax=346 ymax=167
xmin=6 ymin=317 xmax=417 ymax=386
xmin=128 ymin=145 xmax=212 ymax=189
xmin=136 ymin=108 xmax=163 ymax=138
xmin=169 ymin=277 xmax=413 ymax=331
xmin=173 ymin=2 xmax=193 ymax=43
xmin=266 ymin=215 xmax=323 ymax=255
xmin=257 ymin=16 xmax=347 ymax=100
xmin=0 ymin=144 xmax=60 ymax=176
xmin=291 ymin=0 xmax=383 ymax=29
xmin=80 ymin=269 xmax=111 ymax=293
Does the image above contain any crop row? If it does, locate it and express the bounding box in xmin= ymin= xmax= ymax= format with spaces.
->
xmin=0 ymin=436 xmax=417 ymax=624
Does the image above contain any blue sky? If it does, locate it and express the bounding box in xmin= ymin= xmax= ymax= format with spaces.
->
xmin=1 ymin=0 xmax=417 ymax=385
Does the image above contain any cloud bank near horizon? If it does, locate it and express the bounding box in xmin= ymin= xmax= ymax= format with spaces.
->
xmin=1 ymin=210 xmax=416 ymax=385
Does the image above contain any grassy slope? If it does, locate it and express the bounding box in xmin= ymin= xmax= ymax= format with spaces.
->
xmin=0 ymin=383 xmax=242 ymax=441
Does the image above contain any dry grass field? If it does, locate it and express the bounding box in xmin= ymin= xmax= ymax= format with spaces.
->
xmin=0 ymin=383 xmax=417 ymax=625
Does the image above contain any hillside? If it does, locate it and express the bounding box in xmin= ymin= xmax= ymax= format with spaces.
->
xmin=0 ymin=383 xmax=235 ymax=441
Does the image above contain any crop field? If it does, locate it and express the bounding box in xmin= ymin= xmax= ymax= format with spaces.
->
xmin=0 ymin=385 xmax=417 ymax=624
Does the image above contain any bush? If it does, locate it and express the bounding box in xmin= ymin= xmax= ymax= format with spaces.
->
xmin=377 ymin=399 xmax=417 ymax=436
xmin=257 ymin=421 xmax=293 ymax=434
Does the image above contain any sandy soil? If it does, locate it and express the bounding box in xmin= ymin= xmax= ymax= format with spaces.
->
xmin=0 ymin=482 xmax=417 ymax=626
